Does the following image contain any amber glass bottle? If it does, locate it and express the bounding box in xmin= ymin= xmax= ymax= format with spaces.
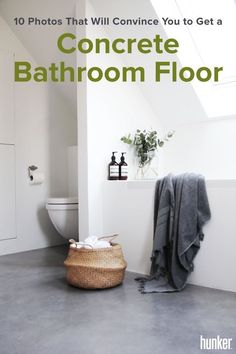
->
xmin=119 ymin=152 xmax=128 ymax=180
xmin=108 ymin=152 xmax=119 ymax=180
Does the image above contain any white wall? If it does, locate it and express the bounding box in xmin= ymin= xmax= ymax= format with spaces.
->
xmin=162 ymin=117 xmax=236 ymax=179
xmin=68 ymin=145 xmax=78 ymax=197
xmin=103 ymin=180 xmax=236 ymax=293
xmin=77 ymin=1 xmax=164 ymax=239
xmin=189 ymin=180 xmax=236 ymax=292
xmin=103 ymin=181 xmax=154 ymax=275
xmin=0 ymin=16 xmax=76 ymax=255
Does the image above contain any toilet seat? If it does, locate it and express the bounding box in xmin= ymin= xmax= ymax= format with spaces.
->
xmin=46 ymin=197 xmax=78 ymax=211
xmin=47 ymin=197 xmax=78 ymax=205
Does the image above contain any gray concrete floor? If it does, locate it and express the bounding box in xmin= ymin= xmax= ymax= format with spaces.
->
xmin=0 ymin=246 xmax=236 ymax=354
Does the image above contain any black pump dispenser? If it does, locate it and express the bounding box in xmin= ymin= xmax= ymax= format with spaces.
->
xmin=111 ymin=151 xmax=117 ymax=161
xmin=108 ymin=152 xmax=119 ymax=180
xmin=119 ymin=152 xmax=128 ymax=180
xmin=121 ymin=152 xmax=125 ymax=162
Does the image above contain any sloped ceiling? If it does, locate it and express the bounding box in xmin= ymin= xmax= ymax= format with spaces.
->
xmin=88 ymin=0 xmax=208 ymax=129
xmin=0 ymin=0 xmax=77 ymax=112
xmin=0 ymin=0 xmax=207 ymax=129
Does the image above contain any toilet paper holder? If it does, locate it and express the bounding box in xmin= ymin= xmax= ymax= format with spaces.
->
xmin=28 ymin=165 xmax=38 ymax=180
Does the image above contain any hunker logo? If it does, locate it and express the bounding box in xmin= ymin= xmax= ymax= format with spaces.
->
xmin=200 ymin=335 xmax=232 ymax=350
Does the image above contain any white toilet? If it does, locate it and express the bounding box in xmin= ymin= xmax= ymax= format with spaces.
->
xmin=46 ymin=197 xmax=78 ymax=240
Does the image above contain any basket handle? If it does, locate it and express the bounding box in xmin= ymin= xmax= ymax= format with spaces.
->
xmin=98 ymin=233 xmax=119 ymax=242
xmin=69 ymin=239 xmax=77 ymax=245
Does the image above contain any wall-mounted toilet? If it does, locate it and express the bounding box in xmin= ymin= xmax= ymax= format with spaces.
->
xmin=46 ymin=197 xmax=78 ymax=240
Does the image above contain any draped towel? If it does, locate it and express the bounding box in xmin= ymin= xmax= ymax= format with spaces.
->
xmin=136 ymin=173 xmax=211 ymax=293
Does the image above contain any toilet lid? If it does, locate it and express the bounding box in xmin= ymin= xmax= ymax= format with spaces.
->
xmin=47 ymin=197 xmax=78 ymax=205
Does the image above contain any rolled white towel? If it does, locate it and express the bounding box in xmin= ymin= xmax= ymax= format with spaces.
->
xmin=93 ymin=240 xmax=111 ymax=249
xmin=71 ymin=236 xmax=111 ymax=249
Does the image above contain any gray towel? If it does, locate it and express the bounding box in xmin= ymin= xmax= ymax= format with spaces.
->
xmin=136 ymin=173 xmax=211 ymax=293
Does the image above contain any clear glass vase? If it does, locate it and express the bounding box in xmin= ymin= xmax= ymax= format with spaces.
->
xmin=135 ymin=154 xmax=158 ymax=180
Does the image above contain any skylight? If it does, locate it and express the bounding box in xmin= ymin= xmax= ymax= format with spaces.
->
xmin=151 ymin=0 xmax=236 ymax=118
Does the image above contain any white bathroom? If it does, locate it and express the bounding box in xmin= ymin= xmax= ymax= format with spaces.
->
xmin=0 ymin=1 xmax=236 ymax=354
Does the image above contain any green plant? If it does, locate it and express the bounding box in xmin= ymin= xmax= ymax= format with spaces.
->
xmin=121 ymin=129 xmax=174 ymax=168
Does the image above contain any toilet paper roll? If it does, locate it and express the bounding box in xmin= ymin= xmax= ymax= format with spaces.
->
xmin=29 ymin=171 xmax=45 ymax=185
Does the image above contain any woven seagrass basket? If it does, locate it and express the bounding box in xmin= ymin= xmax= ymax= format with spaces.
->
xmin=64 ymin=235 xmax=127 ymax=289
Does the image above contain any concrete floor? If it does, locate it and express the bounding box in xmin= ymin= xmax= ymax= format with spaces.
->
xmin=0 ymin=246 xmax=236 ymax=354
